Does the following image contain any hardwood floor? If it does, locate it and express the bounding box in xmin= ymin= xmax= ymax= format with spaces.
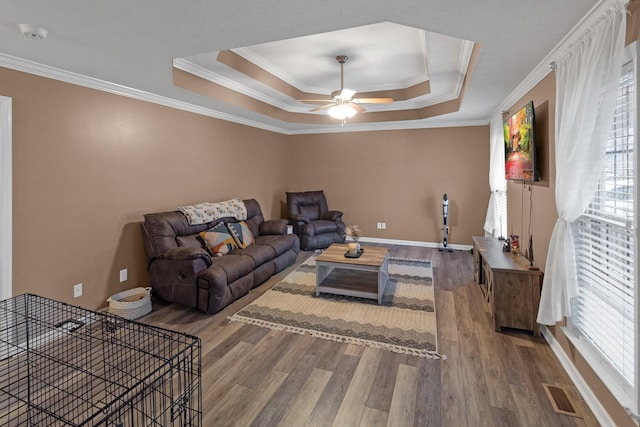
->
xmin=140 ymin=245 xmax=599 ymax=426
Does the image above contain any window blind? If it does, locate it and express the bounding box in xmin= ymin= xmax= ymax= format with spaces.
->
xmin=572 ymin=61 xmax=636 ymax=392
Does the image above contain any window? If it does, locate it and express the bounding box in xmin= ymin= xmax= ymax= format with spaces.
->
xmin=569 ymin=56 xmax=638 ymax=412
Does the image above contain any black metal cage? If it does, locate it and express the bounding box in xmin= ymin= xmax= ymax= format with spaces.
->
xmin=0 ymin=294 xmax=201 ymax=426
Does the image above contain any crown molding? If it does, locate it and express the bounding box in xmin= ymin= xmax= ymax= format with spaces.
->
xmin=488 ymin=0 xmax=620 ymax=120
xmin=173 ymin=56 xmax=452 ymax=114
xmin=421 ymin=30 xmax=432 ymax=75
xmin=1 ymin=51 xmax=486 ymax=135
xmin=177 ymin=54 xmax=460 ymax=111
xmin=233 ymin=47 xmax=319 ymax=93
xmin=290 ymin=118 xmax=488 ymax=135
xmin=455 ymin=40 xmax=476 ymax=97
xmin=176 ymin=54 xmax=462 ymax=112
xmin=488 ymin=59 xmax=553 ymax=122
xmin=0 ymin=52 xmax=289 ymax=133
xmin=172 ymin=58 xmax=307 ymax=112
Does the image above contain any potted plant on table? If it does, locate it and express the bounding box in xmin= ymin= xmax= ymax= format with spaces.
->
xmin=345 ymin=225 xmax=363 ymax=253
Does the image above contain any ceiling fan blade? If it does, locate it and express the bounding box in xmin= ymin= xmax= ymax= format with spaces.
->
xmin=354 ymin=97 xmax=394 ymax=104
xmin=339 ymin=89 xmax=356 ymax=101
xmin=349 ymin=102 xmax=366 ymax=113
xmin=304 ymin=56 xmax=384 ymax=116
xmin=310 ymin=103 xmax=336 ymax=112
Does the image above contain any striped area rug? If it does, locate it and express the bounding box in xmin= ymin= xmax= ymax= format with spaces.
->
xmin=229 ymin=255 xmax=443 ymax=359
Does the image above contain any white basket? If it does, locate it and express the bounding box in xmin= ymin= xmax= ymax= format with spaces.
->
xmin=107 ymin=287 xmax=152 ymax=320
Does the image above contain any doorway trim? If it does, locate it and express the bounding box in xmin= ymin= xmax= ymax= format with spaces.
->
xmin=0 ymin=96 xmax=12 ymax=299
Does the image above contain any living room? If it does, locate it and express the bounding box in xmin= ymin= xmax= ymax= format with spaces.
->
xmin=1 ymin=0 xmax=638 ymax=425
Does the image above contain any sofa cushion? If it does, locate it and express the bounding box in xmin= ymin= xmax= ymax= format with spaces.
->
xmin=306 ymin=220 xmax=338 ymax=235
xmin=254 ymin=234 xmax=298 ymax=257
xmin=235 ymin=244 xmax=276 ymax=268
xmin=227 ymin=221 xmax=255 ymax=249
xmin=199 ymin=222 xmax=238 ymax=256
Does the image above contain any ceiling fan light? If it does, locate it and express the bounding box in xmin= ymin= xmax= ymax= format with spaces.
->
xmin=327 ymin=103 xmax=357 ymax=120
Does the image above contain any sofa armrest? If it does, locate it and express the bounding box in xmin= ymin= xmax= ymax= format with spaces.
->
xmin=259 ymin=219 xmax=288 ymax=235
xmin=289 ymin=214 xmax=310 ymax=224
xmin=323 ymin=210 xmax=344 ymax=221
xmin=151 ymin=247 xmax=212 ymax=268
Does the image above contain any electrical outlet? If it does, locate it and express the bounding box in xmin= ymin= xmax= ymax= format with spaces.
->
xmin=73 ymin=283 xmax=82 ymax=298
xmin=119 ymin=269 xmax=128 ymax=283
xmin=382 ymin=223 xmax=387 ymax=230
xmin=377 ymin=222 xmax=382 ymax=229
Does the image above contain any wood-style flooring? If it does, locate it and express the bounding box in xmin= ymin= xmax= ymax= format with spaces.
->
xmin=140 ymin=245 xmax=599 ymax=427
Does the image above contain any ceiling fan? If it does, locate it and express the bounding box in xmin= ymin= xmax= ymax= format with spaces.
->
xmin=297 ymin=55 xmax=394 ymax=121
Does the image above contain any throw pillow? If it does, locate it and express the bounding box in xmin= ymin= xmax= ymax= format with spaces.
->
xmin=199 ymin=222 xmax=238 ymax=256
xmin=226 ymin=221 xmax=255 ymax=249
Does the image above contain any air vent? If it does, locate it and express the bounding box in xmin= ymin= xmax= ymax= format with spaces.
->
xmin=542 ymin=383 xmax=581 ymax=418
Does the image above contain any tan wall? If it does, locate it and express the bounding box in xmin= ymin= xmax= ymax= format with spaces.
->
xmin=3 ymin=66 xmax=489 ymax=313
xmin=287 ymin=127 xmax=490 ymax=245
xmin=506 ymin=73 xmax=635 ymax=426
xmin=1 ymin=66 xmax=289 ymax=310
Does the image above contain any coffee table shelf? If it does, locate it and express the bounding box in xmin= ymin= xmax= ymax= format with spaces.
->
xmin=315 ymin=244 xmax=389 ymax=304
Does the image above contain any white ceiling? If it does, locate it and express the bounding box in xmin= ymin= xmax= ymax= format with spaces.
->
xmin=176 ymin=22 xmax=473 ymax=114
xmin=0 ymin=0 xmax=600 ymax=134
xmin=230 ymin=23 xmax=434 ymax=93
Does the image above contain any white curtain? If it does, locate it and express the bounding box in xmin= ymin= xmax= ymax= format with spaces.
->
xmin=483 ymin=114 xmax=506 ymax=237
xmin=537 ymin=0 xmax=626 ymax=325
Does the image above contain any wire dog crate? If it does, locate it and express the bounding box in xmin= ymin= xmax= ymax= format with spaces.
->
xmin=0 ymin=294 xmax=201 ymax=426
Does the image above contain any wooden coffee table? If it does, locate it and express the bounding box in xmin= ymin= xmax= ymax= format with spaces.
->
xmin=315 ymin=243 xmax=389 ymax=304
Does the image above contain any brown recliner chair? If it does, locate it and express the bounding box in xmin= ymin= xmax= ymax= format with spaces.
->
xmin=286 ymin=190 xmax=346 ymax=251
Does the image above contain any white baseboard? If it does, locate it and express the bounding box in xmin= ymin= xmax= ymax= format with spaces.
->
xmin=355 ymin=236 xmax=472 ymax=251
xmin=541 ymin=325 xmax=617 ymax=427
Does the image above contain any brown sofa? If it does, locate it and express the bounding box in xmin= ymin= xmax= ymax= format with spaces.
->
xmin=142 ymin=199 xmax=299 ymax=314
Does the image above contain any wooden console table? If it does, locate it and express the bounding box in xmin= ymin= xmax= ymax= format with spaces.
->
xmin=472 ymin=236 xmax=543 ymax=337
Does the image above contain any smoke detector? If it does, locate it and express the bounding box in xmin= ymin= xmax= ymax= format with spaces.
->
xmin=19 ymin=24 xmax=48 ymax=40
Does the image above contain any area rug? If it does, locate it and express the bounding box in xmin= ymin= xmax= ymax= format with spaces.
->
xmin=229 ymin=255 xmax=444 ymax=359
